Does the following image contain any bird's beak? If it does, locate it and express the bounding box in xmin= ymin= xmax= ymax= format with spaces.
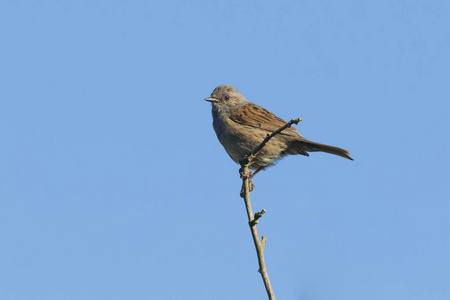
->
xmin=204 ymin=97 xmax=219 ymax=103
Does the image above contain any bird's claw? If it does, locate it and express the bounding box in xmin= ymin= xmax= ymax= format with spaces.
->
xmin=240 ymin=178 xmax=255 ymax=197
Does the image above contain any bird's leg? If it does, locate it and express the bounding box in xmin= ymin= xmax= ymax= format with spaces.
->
xmin=238 ymin=167 xmax=265 ymax=196
xmin=249 ymin=179 xmax=255 ymax=192
xmin=239 ymin=166 xmax=250 ymax=179
xmin=239 ymin=166 xmax=266 ymax=196
xmin=239 ymin=167 xmax=255 ymax=197
xmin=249 ymin=167 xmax=265 ymax=179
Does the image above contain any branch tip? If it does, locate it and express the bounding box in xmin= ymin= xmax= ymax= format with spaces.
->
xmin=261 ymin=236 xmax=267 ymax=248
xmin=254 ymin=209 xmax=266 ymax=221
xmin=290 ymin=117 xmax=303 ymax=125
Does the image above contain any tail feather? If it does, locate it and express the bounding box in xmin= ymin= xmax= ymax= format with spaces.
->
xmin=295 ymin=140 xmax=353 ymax=161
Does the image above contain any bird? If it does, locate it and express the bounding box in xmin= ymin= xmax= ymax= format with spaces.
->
xmin=205 ymin=85 xmax=353 ymax=177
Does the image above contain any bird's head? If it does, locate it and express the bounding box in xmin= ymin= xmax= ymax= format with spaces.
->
xmin=204 ymin=85 xmax=248 ymax=110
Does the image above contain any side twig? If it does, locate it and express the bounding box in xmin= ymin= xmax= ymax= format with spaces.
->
xmin=240 ymin=117 xmax=302 ymax=167
xmin=239 ymin=117 xmax=302 ymax=300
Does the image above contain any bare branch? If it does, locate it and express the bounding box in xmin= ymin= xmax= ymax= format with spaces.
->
xmin=238 ymin=117 xmax=302 ymax=300
xmin=239 ymin=167 xmax=275 ymax=299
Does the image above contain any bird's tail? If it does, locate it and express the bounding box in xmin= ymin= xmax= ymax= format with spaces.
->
xmin=294 ymin=140 xmax=353 ymax=160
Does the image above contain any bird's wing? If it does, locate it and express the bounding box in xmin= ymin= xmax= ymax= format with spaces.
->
xmin=228 ymin=103 xmax=301 ymax=137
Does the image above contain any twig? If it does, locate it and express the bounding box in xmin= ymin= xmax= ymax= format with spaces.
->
xmin=239 ymin=117 xmax=302 ymax=300
xmin=240 ymin=165 xmax=274 ymax=299
xmin=240 ymin=117 xmax=303 ymax=167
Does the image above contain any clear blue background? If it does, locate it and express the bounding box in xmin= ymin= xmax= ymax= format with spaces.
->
xmin=1 ymin=1 xmax=449 ymax=299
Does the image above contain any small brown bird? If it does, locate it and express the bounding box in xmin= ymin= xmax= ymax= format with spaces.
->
xmin=205 ymin=85 xmax=353 ymax=175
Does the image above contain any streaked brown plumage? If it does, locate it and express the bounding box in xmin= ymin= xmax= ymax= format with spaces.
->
xmin=205 ymin=85 xmax=353 ymax=172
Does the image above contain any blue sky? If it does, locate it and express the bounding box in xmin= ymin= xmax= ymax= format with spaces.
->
xmin=1 ymin=1 xmax=449 ymax=299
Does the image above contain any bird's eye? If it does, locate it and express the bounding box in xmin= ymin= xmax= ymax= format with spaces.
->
xmin=225 ymin=95 xmax=229 ymax=100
